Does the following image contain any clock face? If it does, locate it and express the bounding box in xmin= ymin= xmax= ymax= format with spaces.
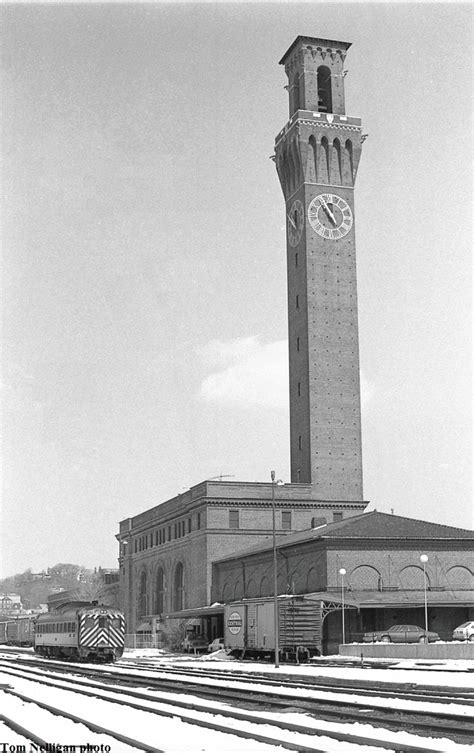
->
xmin=308 ymin=193 xmax=353 ymax=240
xmin=287 ymin=199 xmax=304 ymax=247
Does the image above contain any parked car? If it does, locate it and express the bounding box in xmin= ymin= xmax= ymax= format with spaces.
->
xmin=363 ymin=624 xmax=440 ymax=643
xmin=207 ymin=637 xmax=225 ymax=653
xmin=452 ymin=621 xmax=474 ymax=642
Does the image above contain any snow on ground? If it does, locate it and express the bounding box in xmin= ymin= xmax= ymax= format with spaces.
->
xmin=1 ymin=648 xmax=474 ymax=752
xmin=1 ymin=667 xmax=473 ymax=753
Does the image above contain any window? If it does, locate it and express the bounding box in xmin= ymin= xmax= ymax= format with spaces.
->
xmin=317 ymin=65 xmax=332 ymax=113
xmin=297 ymin=382 xmax=301 ymax=397
xmin=174 ymin=562 xmax=184 ymax=611
xmin=282 ymin=511 xmax=292 ymax=531
xmin=229 ymin=510 xmax=239 ymax=529
xmin=188 ymin=518 xmax=191 ymax=533
xmin=154 ymin=568 xmax=165 ymax=614
xmin=296 ymin=295 xmax=299 ymax=309
xmin=298 ymin=435 xmax=302 ymax=450
xmin=174 ymin=523 xmax=178 ymax=539
xmin=197 ymin=513 xmax=201 ymax=530
xmin=168 ymin=526 xmax=171 ymax=541
xmin=333 ymin=512 xmax=343 ymax=522
xmin=296 ymin=337 xmax=300 ymax=352
xmin=99 ymin=617 xmax=106 ymax=628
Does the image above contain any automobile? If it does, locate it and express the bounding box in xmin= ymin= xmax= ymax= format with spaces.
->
xmin=452 ymin=621 xmax=474 ymax=642
xmin=207 ymin=637 xmax=225 ymax=653
xmin=363 ymin=624 xmax=440 ymax=643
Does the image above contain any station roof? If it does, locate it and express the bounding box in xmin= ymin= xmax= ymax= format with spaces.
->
xmin=214 ymin=511 xmax=474 ymax=564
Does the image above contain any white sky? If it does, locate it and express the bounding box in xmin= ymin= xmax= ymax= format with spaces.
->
xmin=2 ymin=1 xmax=472 ymax=577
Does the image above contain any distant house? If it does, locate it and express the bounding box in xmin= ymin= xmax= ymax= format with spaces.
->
xmin=0 ymin=593 xmax=23 ymax=614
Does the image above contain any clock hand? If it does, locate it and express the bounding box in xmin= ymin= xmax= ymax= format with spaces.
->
xmin=287 ymin=214 xmax=297 ymax=230
xmin=319 ymin=196 xmax=337 ymax=225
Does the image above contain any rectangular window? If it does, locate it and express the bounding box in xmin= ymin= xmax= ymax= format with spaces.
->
xmin=297 ymin=382 xmax=301 ymax=397
xmin=197 ymin=513 xmax=201 ymax=530
xmin=174 ymin=523 xmax=178 ymax=539
xmin=295 ymin=252 xmax=298 ymax=267
xmin=282 ymin=511 xmax=291 ymax=530
xmin=333 ymin=512 xmax=343 ymax=522
xmin=296 ymin=294 xmax=299 ymax=309
xmin=229 ymin=510 xmax=239 ymax=529
xmin=296 ymin=337 xmax=300 ymax=352
xmin=134 ymin=540 xmax=137 ymax=553
xmin=298 ymin=435 xmax=302 ymax=450
xmin=181 ymin=520 xmax=185 ymax=536
xmin=168 ymin=526 xmax=171 ymax=541
xmin=188 ymin=518 xmax=191 ymax=533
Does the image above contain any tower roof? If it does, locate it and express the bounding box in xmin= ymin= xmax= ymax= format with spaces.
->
xmin=279 ymin=35 xmax=351 ymax=65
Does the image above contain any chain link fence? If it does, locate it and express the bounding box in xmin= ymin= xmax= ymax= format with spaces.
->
xmin=124 ymin=633 xmax=163 ymax=649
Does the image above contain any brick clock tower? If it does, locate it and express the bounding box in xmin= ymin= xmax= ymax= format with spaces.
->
xmin=275 ymin=36 xmax=364 ymax=502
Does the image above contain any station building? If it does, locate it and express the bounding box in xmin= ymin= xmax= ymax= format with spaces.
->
xmin=211 ymin=511 xmax=474 ymax=654
xmin=117 ymin=478 xmax=367 ymax=633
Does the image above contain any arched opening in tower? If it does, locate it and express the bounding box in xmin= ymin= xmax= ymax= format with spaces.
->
xmin=317 ymin=66 xmax=332 ymax=113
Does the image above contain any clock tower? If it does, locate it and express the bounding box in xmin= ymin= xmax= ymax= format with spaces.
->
xmin=275 ymin=36 xmax=364 ymax=501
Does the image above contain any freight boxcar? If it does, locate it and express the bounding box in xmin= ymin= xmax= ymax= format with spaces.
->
xmin=224 ymin=595 xmax=324 ymax=661
xmin=2 ymin=616 xmax=36 ymax=646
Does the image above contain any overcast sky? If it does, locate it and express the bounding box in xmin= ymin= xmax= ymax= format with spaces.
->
xmin=2 ymin=1 xmax=472 ymax=578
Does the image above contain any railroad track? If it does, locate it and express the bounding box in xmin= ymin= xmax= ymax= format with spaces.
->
xmin=115 ymin=657 xmax=474 ymax=704
xmin=0 ymin=658 xmax=473 ymax=749
xmin=5 ymin=653 xmax=474 ymax=707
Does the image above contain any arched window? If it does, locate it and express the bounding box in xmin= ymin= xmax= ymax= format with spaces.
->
xmin=153 ymin=567 xmax=166 ymax=614
xmin=332 ymin=138 xmax=342 ymax=184
xmin=398 ymin=566 xmax=428 ymax=590
xmin=137 ymin=570 xmax=148 ymax=618
xmin=344 ymin=140 xmax=354 ymax=185
xmin=317 ymin=66 xmax=332 ymax=113
xmin=222 ymin=582 xmax=231 ymax=603
xmin=319 ymin=137 xmax=330 ymax=183
xmin=446 ymin=566 xmax=473 ymax=589
xmin=349 ymin=565 xmax=381 ymax=591
xmin=246 ymin=578 xmax=258 ymax=598
xmin=173 ymin=562 xmax=184 ymax=611
xmin=309 ymin=135 xmax=317 ymax=182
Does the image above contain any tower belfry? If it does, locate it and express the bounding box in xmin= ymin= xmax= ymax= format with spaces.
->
xmin=275 ymin=36 xmax=364 ymax=501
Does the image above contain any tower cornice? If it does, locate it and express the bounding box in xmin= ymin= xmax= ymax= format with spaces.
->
xmin=279 ymin=36 xmax=351 ymax=66
xmin=275 ymin=110 xmax=361 ymax=149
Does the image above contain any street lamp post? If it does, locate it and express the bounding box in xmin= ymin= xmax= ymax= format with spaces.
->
xmin=420 ymin=555 xmax=429 ymax=640
xmin=271 ymin=471 xmax=283 ymax=668
xmin=339 ymin=568 xmax=347 ymax=645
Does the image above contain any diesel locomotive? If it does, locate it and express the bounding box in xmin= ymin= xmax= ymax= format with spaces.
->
xmin=34 ymin=602 xmax=125 ymax=661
